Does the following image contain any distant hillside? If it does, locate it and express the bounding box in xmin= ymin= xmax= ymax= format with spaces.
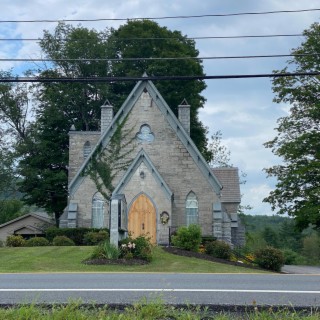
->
xmin=240 ymin=214 xmax=291 ymax=233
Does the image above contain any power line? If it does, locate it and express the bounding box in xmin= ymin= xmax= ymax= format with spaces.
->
xmin=0 ymin=53 xmax=319 ymax=63
xmin=1 ymin=72 xmax=319 ymax=83
xmin=0 ymin=34 xmax=304 ymax=41
xmin=1 ymin=8 xmax=319 ymax=23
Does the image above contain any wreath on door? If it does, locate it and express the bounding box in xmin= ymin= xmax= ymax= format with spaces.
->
xmin=160 ymin=211 xmax=169 ymax=225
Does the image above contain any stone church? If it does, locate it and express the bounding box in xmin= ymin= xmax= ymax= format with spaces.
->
xmin=59 ymin=77 xmax=244 ymax=246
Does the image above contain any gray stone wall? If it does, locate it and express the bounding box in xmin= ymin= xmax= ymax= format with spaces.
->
xmin=69 ymin=91 xmax=224 ymax=241
xmin=109 ymin=92 xmax=219 ymax=237
xmin=68 ymin=132 xmax=100 ymax=184
xmin=120 ymin=162 xmax=172 ymax=244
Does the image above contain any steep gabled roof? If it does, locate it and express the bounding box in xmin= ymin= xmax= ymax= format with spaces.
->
xmin=211 ymin=167 xmax=241 ymax=203
xmin=69 ymin=79 xmax=222 ymax=197
xmin=0 ymin=212 xmax=54 ymax=228
xmin=13 ymin=225 xmax=44 ymax=233
xmin=113 ymin=149 xmax=173 ymax=200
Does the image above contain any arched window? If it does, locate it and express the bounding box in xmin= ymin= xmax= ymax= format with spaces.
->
xmin=83 ymin=141 xmax=91 ymax=159
xmin=186 ymin=192 xmax=198 ymax=226
xmin=92 ymin=192 xmax=105 ymax=228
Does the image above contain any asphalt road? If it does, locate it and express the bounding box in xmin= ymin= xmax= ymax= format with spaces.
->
xmin=0 ymin=273 xmax=320 ymax=307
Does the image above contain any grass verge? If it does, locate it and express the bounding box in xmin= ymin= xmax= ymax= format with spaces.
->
xmin=0 ymin=246 xmax=269 ymax=273
xmin=0 ymin=300 xmax=318 ymax=319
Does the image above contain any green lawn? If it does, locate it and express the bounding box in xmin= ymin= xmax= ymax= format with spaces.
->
xmin=0 ymin=246 xmax=269 ymax=273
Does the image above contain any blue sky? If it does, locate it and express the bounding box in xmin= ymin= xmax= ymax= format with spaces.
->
xmin=1 ymin=0 xmax=319 ymax=215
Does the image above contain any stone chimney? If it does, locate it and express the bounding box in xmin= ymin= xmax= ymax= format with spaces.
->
xmin=178 ymin=99 xmax=190 ymax=135
xmin=101 ymin=99 xmax=113 ymax=134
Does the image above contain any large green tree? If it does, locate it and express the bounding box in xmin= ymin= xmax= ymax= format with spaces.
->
xmin=16 ymin=105 xmax=69 ymax=226
xmin=15 ymin=23 xmax=111 ymax=225
xmin=264 ymin=22 xmax=320 ymax=230
xmin=14 ymin=20 xmax=212 ymax=224
xmin=38 ymin=23 xmax=111 ymax=131
xmin=106 ymin=20 xmax=211 ymax=160
xmin=0 ymin=71 xmax=30 ymax=197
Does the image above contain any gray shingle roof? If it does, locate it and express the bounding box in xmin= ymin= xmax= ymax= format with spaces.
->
xmin=211 ymin=167 xmax=241 ymax=203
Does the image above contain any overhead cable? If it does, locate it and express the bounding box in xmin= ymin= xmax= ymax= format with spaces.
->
xmin=1 ymin=8 xmax=319 ymax=23
xmin=1 ymin=72 xmax=319 ymax=83
xmin=0 ymin=53 xmax=319 ymax=62
xmin=0 ymin=34 xmax=304 ymax=41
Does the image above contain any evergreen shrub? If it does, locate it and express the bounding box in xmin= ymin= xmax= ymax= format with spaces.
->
xmin=52 ymin=235 xmax=75 ymax=246
xmin=6 ymin=235 xmax=26 ymax=247
xmin=25 ymin=237 xmax=50 ymax=247
xmin=83 ymin=230 xmax=109 ymax=245
xmin=282 ymin=248 xmax=301 ymax=265
xmin=171 ymin=224 xmax=202 ymax=252
xmin=46 ymin=227 xmax=109 ymax=245
xmin=254 ymin=246 xmax=285 ymax=271
xmin=205 ymin=240 xmax=232 ymax=260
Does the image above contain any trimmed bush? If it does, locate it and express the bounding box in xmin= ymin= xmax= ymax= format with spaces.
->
xmin=171 ymin=224 xmax=202 ymax=252
xmin=83 ymin=230 xmax=109 ymax=245
xmin=0 ymin=240 xmax=4 ymax=247
xmin=254 ymin=246 xmax=285 ymax=272
xmin=52 ymin=235 xmax=75 ymax=246
xmin=25 ymin=237 xmax=50 ymax=247
xmin=6 ymin=235 xmax=26 ymax=247
xmin=205 ymin=240 xmax=232 ymax=260
xmin=45 ymin=227 xmax=64 ymax=242
xmin=45 ymin=227 xmax=109 ymax=245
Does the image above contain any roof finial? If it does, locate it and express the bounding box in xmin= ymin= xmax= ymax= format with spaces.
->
xmin=102 ymin=98 xmax=112 ymax=106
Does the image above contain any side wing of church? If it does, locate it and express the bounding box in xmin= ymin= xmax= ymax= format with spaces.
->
xmin=59 ymin=78 xmax=244 ymax=246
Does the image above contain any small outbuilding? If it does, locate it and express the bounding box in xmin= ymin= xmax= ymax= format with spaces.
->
xmin=0 ymin=212 xmax=54 ymax=242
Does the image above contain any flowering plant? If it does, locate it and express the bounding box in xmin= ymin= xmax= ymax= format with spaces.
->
xmin=120 ymin=241 xmax=136 ymax=259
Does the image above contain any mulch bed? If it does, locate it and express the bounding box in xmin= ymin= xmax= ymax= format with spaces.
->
xmin=163 ymin=246 xmax=264 ymax=271
xmin=83 ymin=258 xmax=148 ymax=265
xmin=83 ymin=247 xmax=268 ymax=271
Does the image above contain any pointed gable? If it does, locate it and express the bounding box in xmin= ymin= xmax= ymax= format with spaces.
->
xmin=113 ymin=149 xmax=173 ymax=200
xmin=69 ymin=79 xmax=222 ymax=197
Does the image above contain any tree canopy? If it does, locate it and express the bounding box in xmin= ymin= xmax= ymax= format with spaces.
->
xmin=2 ymin=20 xmax=211 ymax=225
xmin=106 ymin=20 xmax=210 ymax=160
xmin=0 ymin=72 xmax=30 ymax=197
xmin=264 ymin=22 xmax=320 ymax=230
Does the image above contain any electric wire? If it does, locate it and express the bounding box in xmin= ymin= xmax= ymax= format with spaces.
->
xmin=0 ymin=34 xmax=304 ymax=41
xmin=0 ymin=53 xmax=318 ymax=63
xmin=1 ymin=8 xmax=319 ymax=22
xmin=1 ymin=72 xmax=319 ymax=83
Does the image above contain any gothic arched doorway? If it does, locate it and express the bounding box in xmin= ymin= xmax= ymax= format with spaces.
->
xmin=128 ymin=194 xmax=156 ymax=244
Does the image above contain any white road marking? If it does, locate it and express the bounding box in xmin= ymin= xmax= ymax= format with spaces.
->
xmin=0 ymin=289 xmax=319 ymax=293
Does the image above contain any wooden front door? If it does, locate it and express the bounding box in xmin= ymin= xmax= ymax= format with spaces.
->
xmin=128 ymin=194 xmax=156 ymax=244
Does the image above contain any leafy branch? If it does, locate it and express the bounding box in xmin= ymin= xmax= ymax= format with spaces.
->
xmin=85 ymin=116 xmax=135 ymax=201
